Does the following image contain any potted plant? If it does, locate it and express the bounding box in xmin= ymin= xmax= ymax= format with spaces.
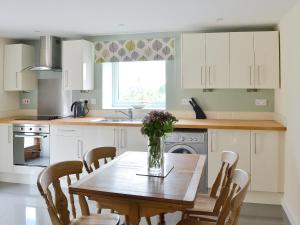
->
xmin=141 ymin=110 xmax=177 ymax=174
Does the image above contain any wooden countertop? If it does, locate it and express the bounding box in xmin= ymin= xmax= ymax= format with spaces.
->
xmin=0 ymin=117 xmax=286 ymax=131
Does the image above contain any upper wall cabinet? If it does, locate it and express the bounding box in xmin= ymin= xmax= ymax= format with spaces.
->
xmin=253 ymin=32 xmax=279 ymax=89
xmin=230 ymin=31 xmax=279 ymax=89
xmin=182 ymin=33 xmax=205 ymax=89
xmin=182 ymin=31 xmax=279 ymax=89
xmin=4 ymin=44 xmax=37 ymax=91
xmin=181 ymin=33 xmax=230 ymax=89
xmin=62 ymin=40 xmax=94 ymax=90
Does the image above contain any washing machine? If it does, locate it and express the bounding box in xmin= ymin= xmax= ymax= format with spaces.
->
xmin=164 ymin=129 xmax=208 ymax=193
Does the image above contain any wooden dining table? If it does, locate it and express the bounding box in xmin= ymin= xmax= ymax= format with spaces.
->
xmin=69 ymin=151 xmax=206 ymax=225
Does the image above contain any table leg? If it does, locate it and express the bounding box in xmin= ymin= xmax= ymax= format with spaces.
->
xmin=158 ymin=213 xmax=166 ymax=225
xmin=127 ymin=203 xmax=141 ymax=225
xmin=125 ymin=215 xmax=130 ymax=225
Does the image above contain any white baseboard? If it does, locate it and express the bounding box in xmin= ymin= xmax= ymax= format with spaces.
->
xmin=282 ymin=200 xmax=298 ymax=225
xmin=0 ymin=173 xmax=37 ymax=185
xmin=245 ymin=191 xmax=283 ymax=205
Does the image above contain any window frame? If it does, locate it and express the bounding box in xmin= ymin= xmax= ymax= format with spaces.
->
xmin=109 ymin=61 xmax=166 ymax=109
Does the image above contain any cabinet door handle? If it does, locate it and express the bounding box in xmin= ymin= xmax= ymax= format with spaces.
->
xmin=257 ymin=65 xmax=262 ymax=85
xmin=249 ymin=66 xmax=252 ymax=86
xmin=8 ymin=126 xmax=12 ymax=143
xmin=208 ymin=66 xmax=212 ymax=85
xmin=254 ymin=133 xmax=257 ymax=154
xmin=256 ymin=66 xmax=259 ymax=85
xmin=58 ymin=129 xmax=76 ymax=132
xmin=80 ymin=140 xmax=83 ymax=157
xmin=200 ymin=66 xmax=203 ymax=85
xmin=15 ymin=72 xmax=18 ymax=89
xmin=77 ymin=139 xmax=81 ymax=159
xmin=210 ymin=132 xmax=214 ymax=152
xmin=64 ymin=70 xmax=68 ymax=88
xmin=120 ymin=128 xmax=126 ymax=148
xmin=113 ymin=128 xmax=116 ymax=147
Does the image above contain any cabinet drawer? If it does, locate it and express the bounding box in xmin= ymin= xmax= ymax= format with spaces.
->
xmin=51 ymin=125 xmax=82 ymax=137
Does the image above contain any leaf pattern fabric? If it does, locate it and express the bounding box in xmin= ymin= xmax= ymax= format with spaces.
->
xmin=94 ymin=37 xmax=175 ymax=63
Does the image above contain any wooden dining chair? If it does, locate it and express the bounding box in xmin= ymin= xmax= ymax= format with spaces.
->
xmin=37 ymin=160 xmax=120 ymax=225
xmin=83 ymin=147 xmax=117 ymax=213
xmin=83 ymin=146 xmax=117 ymax=173
xmin=83 ymin=147 xmax=152 ymax=225
xmin=177 ymin=169 xmax=250 ymax=225
xmin=182 ymin=151 xmax=239 ymax=219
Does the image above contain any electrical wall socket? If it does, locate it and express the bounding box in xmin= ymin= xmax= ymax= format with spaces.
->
xmin=90 ymin=98 xmax=97 ymax=105
xmin=255 ymin=99 xmax=267 ymax=106
xmin=22 ymin=98 xmax=31 ymax=105
xmin=181 ymin=98 xmax=190 ymax=105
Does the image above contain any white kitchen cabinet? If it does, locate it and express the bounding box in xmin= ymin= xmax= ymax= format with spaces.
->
xmin=230 ymin=31 xmax=279 ymax=89
xmin=4 ymin=44 xmax=37 ymax=91
xmin=208 ymin=129 xmax=251 ymax=187
xmin=254 ymin=31 xmax=279 ymax=89
xmin=205 ymin=33 xmax=230 ymax=88
xmin=0 ymin=124 xmax=13 ymax=173
xmin=181 ymin=33 xmax=229 ymax=89
xmin=50 ymin=126 xmax=83 ymax=163
xmin=230 ymin=32 xmax=255 ymax=88
xmin=82 ymin=126 xmax=115 ymax=154
xmin=182 ymin=31 xmax=279 ymax=89
xmin=251 ymin=131 xmax=282 ymax=192
xmin=181 ymin=33 xmax=206 ymax=89
xmin=82 ymin=126 xmax=147 ymax=156
xmin=62 ymin=40 xmax=94 ymax=90
xmin=117 ymin=127 xmax=148 ymax=155
xmin=50 ymin=125 xmax=147 ymax=163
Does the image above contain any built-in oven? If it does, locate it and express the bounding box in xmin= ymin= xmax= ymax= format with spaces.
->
xmin=13 ymin=124 xmax=50 ymax=167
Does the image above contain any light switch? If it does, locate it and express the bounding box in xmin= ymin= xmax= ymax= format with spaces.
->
xmin=255 ymin=99 xmax=267 ymax=106
xmin=22 ymin=98 xmax=31 ymax=105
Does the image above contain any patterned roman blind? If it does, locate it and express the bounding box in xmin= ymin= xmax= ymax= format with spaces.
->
xmin=94 ymin=37 xmax=175 ymax=63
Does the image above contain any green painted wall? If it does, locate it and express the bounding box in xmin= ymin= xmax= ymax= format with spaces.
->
xmin=20 ymin=32 xmax=274 ymax=112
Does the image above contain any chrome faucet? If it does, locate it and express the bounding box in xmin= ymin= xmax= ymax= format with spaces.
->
xmin=115 ymin=108 xmax=133 ymax=120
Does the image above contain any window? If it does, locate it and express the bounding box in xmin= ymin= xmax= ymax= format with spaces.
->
xmin=102 ymin=61 xmax=166 ymax=109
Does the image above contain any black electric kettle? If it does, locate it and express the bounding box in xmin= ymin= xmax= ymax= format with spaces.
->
xmin=71 ymin=100 xmax=89 ymax=118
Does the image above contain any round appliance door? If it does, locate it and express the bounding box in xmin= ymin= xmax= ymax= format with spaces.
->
xmin=168 ymin=144 xmax=197 ymax=154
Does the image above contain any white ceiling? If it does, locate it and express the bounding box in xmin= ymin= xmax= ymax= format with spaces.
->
xmin=0 ymin=0 xmax=298 ymax=39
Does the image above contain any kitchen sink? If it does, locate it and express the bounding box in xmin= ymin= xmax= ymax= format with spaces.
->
xmin=92 ymin=118 xmax=142 ymax=123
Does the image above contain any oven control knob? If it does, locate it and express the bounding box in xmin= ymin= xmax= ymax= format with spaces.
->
xmin=21 ymin=128 xmax=23 ymax=131
xmin=194 ymin=138 xmax=198 ymax=142
xmin=179 ymin=137 xmax=185 ymax=141
xmin=29 ymin=128 xmax=32 ymax=131
xmin=189 ymin=138 xmax=193 ymax=141
xmin=39 ymin=128 xmax=42 ymax=131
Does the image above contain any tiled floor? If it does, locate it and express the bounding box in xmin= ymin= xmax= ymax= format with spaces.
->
xmin=0 ymin=182 xmax=291 ymax=225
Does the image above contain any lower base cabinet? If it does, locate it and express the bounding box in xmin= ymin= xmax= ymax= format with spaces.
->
xmin=208 ymin=129 xmax=283 ymax=193
xmin=251 ymin=131 xmax=282 ymax=192
xmin=117 ymin=127 xmax=148 ymax=155
xmin=208 ymin=129 xmax=251 ymax=187
xmin=50 ymin=125 xmax=148 ymax=163
xmin=0 ymin=124 xmax=13 ymax=173
xmin=50 ymin=126 xmax=83 ymax=164
xmin=82 ymin=126 xmax=115 ymax=154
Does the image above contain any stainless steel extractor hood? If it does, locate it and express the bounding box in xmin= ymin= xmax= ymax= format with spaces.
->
xmin=31 ymin=36 xmax=62 ymax=71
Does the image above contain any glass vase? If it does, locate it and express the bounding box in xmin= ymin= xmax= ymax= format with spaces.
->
xmin=148 ymin=136 xmax=164 ymax=175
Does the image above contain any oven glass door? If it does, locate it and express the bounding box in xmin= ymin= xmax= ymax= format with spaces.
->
xmin=13 ymin=132 xmax=50 ymax=167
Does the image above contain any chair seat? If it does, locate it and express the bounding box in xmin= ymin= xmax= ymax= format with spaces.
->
xmin=70 ymin=213 xmax=120 ymax=225
xmin=185 ymin=193 xmax=217 ymax=215
xmin=177 ymin=218 xmax=216 ymax=225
